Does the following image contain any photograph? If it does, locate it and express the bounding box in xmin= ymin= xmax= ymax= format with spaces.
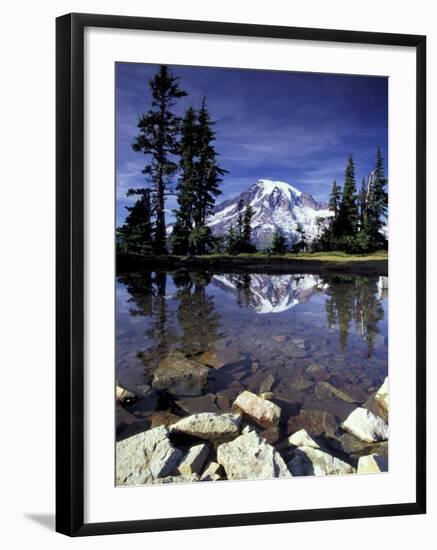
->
xmin=114 ymin=62 xmax=389 ymax=486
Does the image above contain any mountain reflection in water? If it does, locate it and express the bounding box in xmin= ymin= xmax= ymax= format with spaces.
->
xmin=116 ymin=270 xmax=387 ymax=385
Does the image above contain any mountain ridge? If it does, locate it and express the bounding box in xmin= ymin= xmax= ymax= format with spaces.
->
xmin=207 ymin=179 xmax=332 ymax=247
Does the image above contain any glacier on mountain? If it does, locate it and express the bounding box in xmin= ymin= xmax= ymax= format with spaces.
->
xmin=207 ymin=179 xmax=332 ymax=247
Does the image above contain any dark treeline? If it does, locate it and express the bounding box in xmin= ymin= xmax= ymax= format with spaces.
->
xmin=117 ymin=65 xmax=387 ymax=257
xmin=313 ymin=150 xmax=388 ymax=253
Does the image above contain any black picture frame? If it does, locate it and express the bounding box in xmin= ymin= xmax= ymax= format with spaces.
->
xmin=56 ymin=12 xmax=426 ymax=537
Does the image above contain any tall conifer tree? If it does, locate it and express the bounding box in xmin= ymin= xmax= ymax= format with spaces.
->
xmin=132 ymin=65 xmax=187 ymax=254
xmin=117 ymin=189 xmax=153 ymax=255
xmin=337 ymin=154 xmax=358 ymax=237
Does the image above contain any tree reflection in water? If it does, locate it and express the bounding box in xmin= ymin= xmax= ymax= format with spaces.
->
xmin=323 ymin=275 xmax=385 ymax=356
xmin=173 ymin=270 xmax=222 ymax=356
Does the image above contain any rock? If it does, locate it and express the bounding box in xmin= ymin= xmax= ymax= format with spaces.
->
xmin=215 ymin=394 xmax=231 ymax=412
xmin=287 ymin=409 xmax=337 ymax=439
xmin=291 ymin=378 xmax=314 ymax=391
xmin=115 ymin=381 xmax=138 ymax=403
xmin=288 ymin=429 xmax=320 ymax=449
xmin=177 ymin=443 xmax=210 ymax=477
xmin=288 ymin=446 xmax=355 ymax=476
xmin=306 ymin=363 xmax=332 ymax=382
xmin=259 ymin=391 xmax=274 ymax=401
xmin=375 ymin=377 xmax=389 ymax=412
xmin=258 ymin=425 xmax=281 ymax=446
xmin=341 ymin=407 xmax=388 ymax=443
xmin=357 ymin=453 xmax=388 ymax=474
xmin=291 ymin=337 xmax=307 ymax=349
xmin=363 ymin=393 xmax=388 ymax=423
xmin=259 ymin=374 xmax=275 ymax=393
xmin=331 ymin=434 xmax=388 ymax=459
xmin=149 ymin=411 xmax=181 ymax=429
xmin=176 ymin=394 xmax=219 ymax=415
xmin=303 ymin=397 xmax=356 ymax=422
xmin=273 ymin=334 xmax=287 ymax=343
xmin=200 ymin=461 xmax=224 ymax=481
xmin=314 ymin=381 xmax=366 ymax=403
xmin=116 ymin=431 xmax=152 ymax=485
xmin=171 ymin=412 xmax=242 ymax=440
xmin=152 ymin=351 xmax=209 ymax=397
xmin=198 ymin=348 xmax=241 ymax=369
xmin=217 ymin=430 xmax=292 ymax=480
xmin=234 ymin=390 xmax=281 ymax=426
xmin=143 ymin=426 xmax=184 ymax=478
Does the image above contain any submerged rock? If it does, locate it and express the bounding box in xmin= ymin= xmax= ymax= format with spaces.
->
xmin=171 ymin=412 xmax=242 ymax=440
xmin=259 ymin=374 xmax=276 ymax=393
xmin=287 ymin=409 xmax=337 ymax=439
xmin=259 ymin=391 xmax=274 ymax=401
xmin=152 ymin=351 xmax=209 ymax=397
xmin=198 ymin=348 xmax=241 ymax=369
xmin=177 ymin=443 xmax=210 ymax=477
xmin=314 ymin=381 xmax=367 ymax=404
xmin=288 ymin=446 xmax=355 ymax=476
xmin=357 ymin=453 xmax=388 ymax=474
xmin=217 ymin=429 xmax=292 ymax=480
xmin=176 ymin=394 xmax=219 ymax=415
xmin=115 ymin=380 xmax=139 ymax=403
xmin=234 ymin=390 xmax=281 ymax=426
xmin=288 ymin=429 xmax=320 ymax=449
xmin=341 ymin=407 xmax=388 ymax=443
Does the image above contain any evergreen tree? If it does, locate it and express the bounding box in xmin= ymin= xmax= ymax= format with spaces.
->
xmin=292 ymin=223 xmax=307 ymax=252
xmin=132 ymin=65 xmax=187 ymax=255
xmin=242 ymin=204 xmax=255 ymax=252
xmin=271 ymin=227 xmax=287 ymax=254
xmin=365 ymin=147 xmax=388 ymax=247
xmin=171 ymin=106 xmax=198 ymax=255
xmin=116 ymin=189 xmax=153 ymax=255
xmin=358 ymin=176 xmax=368 ymax=231
xmin=225 ymin=225 xmax=237 ymax=255
xmin=337 ymin=154 xmax=359 ymax=238
xmin=328 ymin=180 xmax=341 ymax=220
xmin=191 ymin=98 xmax=227 ymax=254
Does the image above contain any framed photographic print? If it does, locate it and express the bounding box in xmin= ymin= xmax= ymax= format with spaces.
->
xmin=56 ymin=13 xmax=426 ymax=536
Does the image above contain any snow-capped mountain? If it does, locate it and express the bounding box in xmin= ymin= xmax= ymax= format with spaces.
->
xmin=207 ymin=179 xmax=332 ymax=247
xmin=212 ymin=273 xmax=326 ymax=314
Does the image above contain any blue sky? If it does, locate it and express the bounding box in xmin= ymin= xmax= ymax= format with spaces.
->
xmin=116 ymin=63 xmax=388 ymax=227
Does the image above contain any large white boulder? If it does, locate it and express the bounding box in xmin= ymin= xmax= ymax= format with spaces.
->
xmin=171 ymin=412 xmax=242 ymax=440
xmin=288 ymin=446 xmax=355 ymax=476
xmin=143 ymin=426 xmax=184 ymax=479
xmin=234 ymin=390 xmax=281 ymax=426
xmin=341 ymin=407 xmax=388 ymax=443
xmin=116 ymin=431 xmax=152 ymax=486
xmin=217 ymin=429 xmax=292 ymax=480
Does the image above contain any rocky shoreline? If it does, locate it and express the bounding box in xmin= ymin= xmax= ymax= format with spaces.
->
xmin=116 ymin=351 xmax=389 ymax=485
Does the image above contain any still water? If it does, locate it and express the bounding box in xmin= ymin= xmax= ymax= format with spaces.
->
xmin=116 ymin=270 xmax=388 ymax=443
